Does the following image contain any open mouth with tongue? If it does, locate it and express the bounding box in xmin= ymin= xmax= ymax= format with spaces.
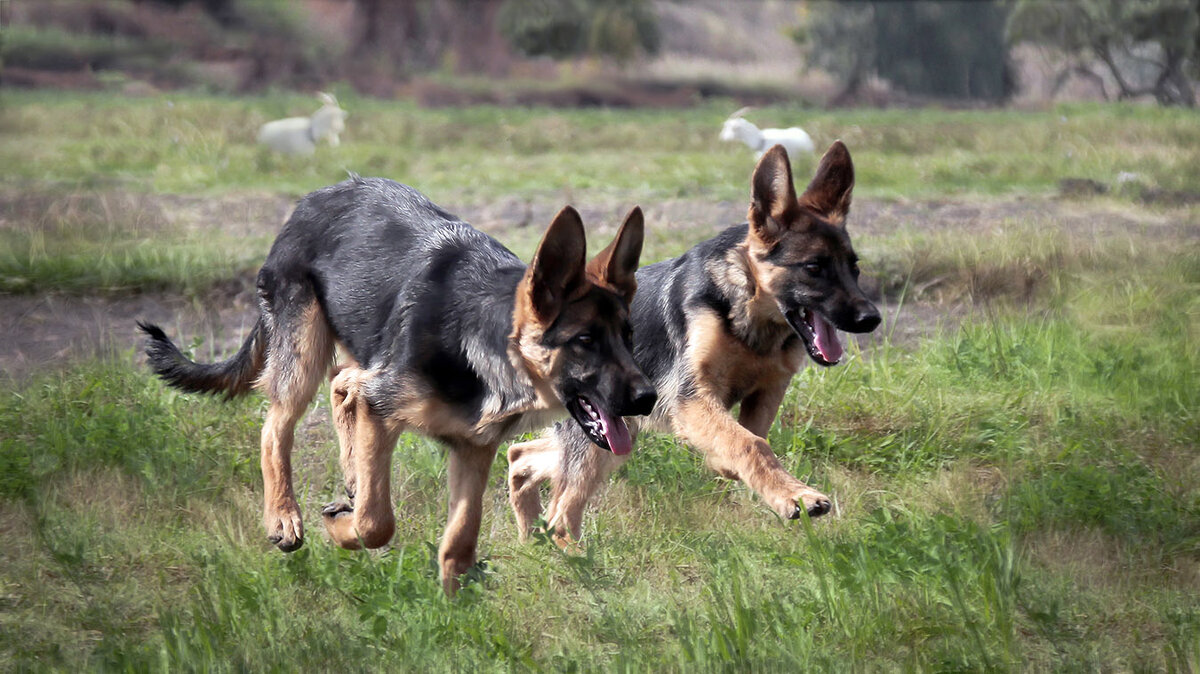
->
xmin=785 ymin=307 xmax=844 ymax=366
xmin=567 ymin=396 xmax=633 ymax=455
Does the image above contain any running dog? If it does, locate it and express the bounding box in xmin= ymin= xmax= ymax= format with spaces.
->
xmin=508 ymin=142 xmax=880 ymax=543
xmin=140 ymin=177 xmax=656 ymax=594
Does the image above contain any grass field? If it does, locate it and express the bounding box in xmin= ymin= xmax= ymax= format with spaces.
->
xmin=1 ymin=91 xmax=1198 ymax=671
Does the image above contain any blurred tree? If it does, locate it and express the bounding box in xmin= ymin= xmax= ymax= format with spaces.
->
xmin=498 ymin=0 xmax=588 ymax=59
xmin=796 ymin=0 xmax=1014 ymax=104
xmin=876 ymin=2 xmax=1011 ymax=100
xmin=349 ymin=0 xmax=510 ymax=83
xmin=793 ymin=3 xmax=875 ymax=104
xmin=1008 ymin=0 xmax=1198 ymax=106
xmin=498 ymin=0 xmax=659 ymax=63
xmin=352 ymin=0 xmax=427 ymax=70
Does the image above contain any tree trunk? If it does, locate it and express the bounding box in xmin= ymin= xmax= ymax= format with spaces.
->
xmin=831 ymin=52 xmax=869 ymax=106
xmin=1155 ymin=50 xmax=1197 ymax=107
xmin=354 ymin=0 xmax=423 ymax=67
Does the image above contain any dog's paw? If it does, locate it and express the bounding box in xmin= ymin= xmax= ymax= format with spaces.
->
xmin=322 ymin=499 xmax=353 ymax=519
xmin=265 ymin=507 xmax=305 ymax=552
xmin=784 ymin=489 xmax=832 ymax=520
xmin=320 ymin=500 xmax=365 ymax=550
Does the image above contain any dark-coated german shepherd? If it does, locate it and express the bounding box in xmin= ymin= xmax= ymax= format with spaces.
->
xmin=507 ymin=142 xmax=880 ymax=543
xmin=139 ymin=177 xmax=656 ymax=594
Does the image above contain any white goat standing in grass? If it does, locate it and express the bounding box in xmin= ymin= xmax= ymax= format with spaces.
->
xmin=257 ymin=92 xmax=347 ymax=155
xmin=719 ymin=107 xmax=814 ymax=160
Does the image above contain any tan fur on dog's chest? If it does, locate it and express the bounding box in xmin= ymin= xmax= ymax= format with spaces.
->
xmin=685 ymin=310 xmax=804 ymax=409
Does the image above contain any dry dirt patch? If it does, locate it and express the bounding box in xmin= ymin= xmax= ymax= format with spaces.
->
xmin=0 ymin=277 xmax=259 ymax=383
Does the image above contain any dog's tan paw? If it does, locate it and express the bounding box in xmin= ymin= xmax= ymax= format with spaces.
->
xmin=265 ymin=507 xmax=305 ymax=552
xmin=321 ymin=500 xmax=361 ymax=550
xmin=552 ymin=530 xmax=584 ymax=554
xmin=782 ymin=489 xmax=832 ymax=520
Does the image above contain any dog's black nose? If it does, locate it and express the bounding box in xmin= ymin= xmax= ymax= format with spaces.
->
xmin=624 ymin=381 xmax=658 ymax=417
xmin=851 ymin=304 xmax=882 ymax=333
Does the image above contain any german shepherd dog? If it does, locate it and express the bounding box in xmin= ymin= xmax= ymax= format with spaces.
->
xmin=139 ymin=177 xmax=656 ymax=594
xmin=507 ymin=142 xmax=880 ymax=543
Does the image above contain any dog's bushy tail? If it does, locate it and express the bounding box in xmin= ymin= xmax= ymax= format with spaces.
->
xmin=138 ymin=320 xmax=266 ymax=398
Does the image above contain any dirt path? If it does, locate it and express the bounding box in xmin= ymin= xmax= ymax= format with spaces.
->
xmin=0 ymin=278 xmax=259 ymax=382
xmin=1 ymin=192 xmax=1195 ymax=383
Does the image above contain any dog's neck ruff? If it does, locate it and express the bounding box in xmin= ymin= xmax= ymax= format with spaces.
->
xmin=707 ymin=244 xmax=796 ymax=356
xmin=454 ymin=318 xmax=548 ymax=441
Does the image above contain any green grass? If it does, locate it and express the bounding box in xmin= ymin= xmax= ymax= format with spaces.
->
xmin=1 ymin=94 xmax=1199 ymax=670
xmin=4 ymin=91 xmax=1200 ymax=200
xmin=0 ymin=228 xmax=270 ymax=294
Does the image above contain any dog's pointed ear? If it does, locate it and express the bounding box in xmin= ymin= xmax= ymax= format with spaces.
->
xmin=799 ymin=140 xmax=854 ymax=226
xmin=748 ymin=144 xmax=801 ymax=245
xmin=525 ymin=206 xmax=588 ymax=322
xmin=587 ymin=206 xmax=644 ymax=303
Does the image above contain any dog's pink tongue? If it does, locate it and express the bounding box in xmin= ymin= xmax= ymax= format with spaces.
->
xmin=597 ymin=407 xmax=633 ymax=456
xmin=812 ymin=312 xmax=844 ymax=363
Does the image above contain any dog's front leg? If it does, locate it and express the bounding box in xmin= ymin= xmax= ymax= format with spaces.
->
xmin=543 ymin=439 xmax=629 ymax=546
xmin=508 ymin=432 xmax=628 ymax=545
xmin=441 ymin=443 xmax=496 ymax=596
xmin=673 ymin=395 xmax=831 ymax=520
xmin=506 ymin=436 xmax=558 ymax=541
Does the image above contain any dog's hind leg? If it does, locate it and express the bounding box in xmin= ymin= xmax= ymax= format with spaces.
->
xmin=329 ymin=365 xmax=359 ymax=501
xmin=322 ymin=375 xmax=401 ymax=551
xmin=506 ymin=436 xmax=559 ymax=541
xmin=440 ymin=443 xmax=497 ymax=596
xmin=257 ymin=300 xmax=334 ymax=552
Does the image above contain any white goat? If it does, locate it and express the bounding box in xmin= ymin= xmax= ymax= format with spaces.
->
xmin=719 ymin=107 xmax=814 ymax=159
xmin=257 ymin=92 xmax=347 ymax=155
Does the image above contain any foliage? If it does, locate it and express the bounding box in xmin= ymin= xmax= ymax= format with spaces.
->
xmin=796 ymin=0 xmax=1013 ymax=102
xmin=498 ymin=0 xmax=660 ymax=63
xmin=874 ymin=1 xmax=1012 ymax=101
xmin=498 ymin=0 xmax=589 ymax=59
xmin=793 ymin=2 xmax=875 ymax=103
xmin=1008 ymin=0 xmax=1200 ymax=106
xmin=5 ymin=0 xmax=333 ymax=91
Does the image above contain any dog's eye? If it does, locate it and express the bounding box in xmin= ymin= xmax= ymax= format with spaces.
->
xmin=803 ymin=262 xmax=822 ymax=275
xmin=572 ymin=334 xmax=594 ymax=347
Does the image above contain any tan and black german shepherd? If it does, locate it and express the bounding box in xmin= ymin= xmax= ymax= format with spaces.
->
xmin=139 ymin=177 xmax=656 ymax=594
xmin=508 ymin=142 xmax=880 ymax=543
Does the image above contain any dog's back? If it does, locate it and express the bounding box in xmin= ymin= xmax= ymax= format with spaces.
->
xmin=262 ymin=177 xmax=526 ymax=377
